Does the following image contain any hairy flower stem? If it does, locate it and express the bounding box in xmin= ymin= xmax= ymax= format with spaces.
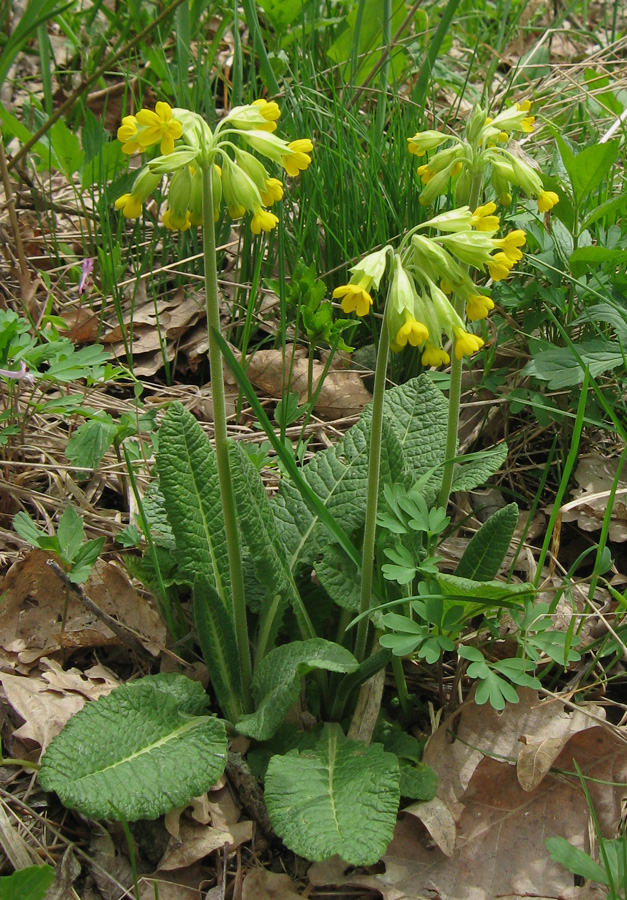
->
xmin=437 ymin=171 xmax=484 ymax=510
xmin=202 ymin=163 xmax=253 ymax=714
xmin=354 ymin=305 xmax=390 ymax=663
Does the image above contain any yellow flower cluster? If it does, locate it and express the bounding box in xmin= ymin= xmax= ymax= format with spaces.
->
xmin=333 ymin=203 xmax=526 ymax=366
xmin=114 ymin=99 xmax=313 ymax=235
xmin=407 ymin=99 xmax=559 ymax=214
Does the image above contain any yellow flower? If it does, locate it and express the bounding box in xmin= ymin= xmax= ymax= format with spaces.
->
xmin=260 ymin=177 xmax=284 ymax=206
xmin=440 ymin=278 xmax=453 ymax=294
xmin=163 ymin=208 xmax=192 ymax=231
xmin=516 ymin=100 xmax=535 ymax=133
xmin=471 ymin=202 xmax=500 ymax=232
xmin=333 ymin=278 xmax=373 ymax=317
xmin=493 ymin=229 xmax=526 ymax=264
xmin=422 ymin=343 xmax=450 ymax=367
xmin=395 ymin=317 xmax=429 ymax=348
xmin=407 ymin=130 xmax=448 ymax=156
xmin=135 ymin=102 xmax=183 ymax=155
xmin=487 ymin=252 xmax=513 ymax=281
xmin=417 ymin=164 xmax=435 ymax=184
xmin=537 ymin=190 xmax=559 ymax=212
xmin=466 ymin=294 xmax=495 ymax=321
xmin=228 ymin=202 xmax=246 ymax=219
xmin=117 ymin=115 xmax=140 ymax=154
xmin=453 ymin=327 xmax=484 ymax=359
xmin=281 ymin=139 xmax=313 ymax=177
xmin=250 ymin=207 xmax=279 ymax=235
xmin=451 ymin=161 xmax=463 ymax=176
xmin=252 ymin=98 xmax=281 ymax=132
xmin=114 ymin=192 xmax=143 ymax=218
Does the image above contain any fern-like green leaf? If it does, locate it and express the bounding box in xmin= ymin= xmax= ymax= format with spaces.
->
xmin=156 ymin=402 xmax=231 ymax=606
xmin=265 ymin=723 xmax=400 ymax=865
xmin=39 ymin=674 xmax=227 ymax=821
xmin=236 ymin=640 xmax=358 ymax=741
xmin=455 ymin=502 xmax=519 ymax=581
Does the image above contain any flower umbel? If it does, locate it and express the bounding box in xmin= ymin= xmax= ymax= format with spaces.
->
xmin=114 ymin=100 xmax=313 ymax=235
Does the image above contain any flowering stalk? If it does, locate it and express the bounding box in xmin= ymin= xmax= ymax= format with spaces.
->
xmin=436 ymin=170 xmax=484 ymax=510
xmin=355 ymin=300 xmax=390 ymax=663
xmin=201 ymin=163 xmax=253 ymax=713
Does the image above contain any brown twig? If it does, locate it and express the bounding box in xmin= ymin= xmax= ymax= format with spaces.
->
xmin=46 ymin=559 xmax=154 ymax=660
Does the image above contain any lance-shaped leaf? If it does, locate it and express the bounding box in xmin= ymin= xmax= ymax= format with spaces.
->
xmin=236 ymin=640 xmax=359 ymax=741
xmin=156 ymin=402 xmax=232 ymax=606
xmin=228 ymin=442 xmax=314 ymax=645
xmin=39 ymin=674 xmax=227 ymax=821
xmin=193 ymin=576 xmax=242 ymax=724
xmin=455 ymin=502 xmax=518 ymax=582
xmin=451 ymin=443 xmax=508 ymax=493
xmin=265 ymin=723 xmax=400 ymax=865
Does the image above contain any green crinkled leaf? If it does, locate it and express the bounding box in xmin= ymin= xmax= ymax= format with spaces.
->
xmin=316 ymin=544 xmax=361 ymax=612
xmin=455 ymin=502 xmax=518 ymax=581
xmin=400 ymin=761 xmax=438 ymax=800
xmin=0 ymin=864 xmax=55 ymax=900
xmin=156 ymin=402 xmax=231 ymax=605
xmin=141 ymin=480 xmax=176 ymax=550
xmin=451 ymin=444 xmax=508 ymax=493
xmin=236 ymin=639 xmax=359 ymax=741
xmin=265 ymin=723 xmax=400 ymax=865
xmin=435 ymin=571 xmax=534 ymax=607
xmin=271 ymin=375 xmax=447 ymax=573
xmin=377 ymin=374 xmax=448 ymax=484
xmin=193 ymin=576 xmax=243 ymax=724
xmin=39 ymin=674 xmax=227 ymax=821
xmin=524 ymin=341 xmax=624 ymax=389
xmin=229 ymin=442 xmax=306 ymax=641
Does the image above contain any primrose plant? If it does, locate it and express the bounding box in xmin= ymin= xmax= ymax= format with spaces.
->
xmin=38 ymin=98 xmax=567 ymax=866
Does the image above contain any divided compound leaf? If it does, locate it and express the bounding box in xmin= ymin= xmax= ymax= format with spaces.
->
xmin=39 ymin=674 xmax=227 ymax=821
xmin=451 ymin=443 xmax=508 ymax=493
xmin=455 ymin=502 xmax=518 ymax=582
xmin=264 ymin=723 xmax=400 ymax=865
xmin=155 ymin=402 xmax=231 ymax=606
xmin=236 ymin=640 xmax=359 ymax=741
xmin=0 ymin=864 xmax=55 ymax=900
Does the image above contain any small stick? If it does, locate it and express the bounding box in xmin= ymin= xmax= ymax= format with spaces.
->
xmin=46 ymin=559 xmax=153 ymax=660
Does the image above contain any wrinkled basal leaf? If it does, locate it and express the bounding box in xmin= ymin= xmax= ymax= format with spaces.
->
xmin=237 ymin=639 xmax=358 ymax=741
xmin=265 ymin=723 xmax=400 ymax=865
xmin=451 ymin=443 xmax=508 ymax=493
xmin=156 ymin=402 xmax=232 ymax=604
xmin=40 ymin=674 xmax=227 ymax=821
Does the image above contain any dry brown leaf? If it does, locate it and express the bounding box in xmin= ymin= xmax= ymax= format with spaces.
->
xmin=379 ymin=724 xmax=627 ymax=900
xmin=242 ymin=868 xmax=302 ymax=899
xmin=423 ymin=688 xmax=605 ymax=805
xmin=205 ymin=784 xmax=241 ymax=829
xmin=138 ymin=878 xmax=202 ymax=900
xmin=0 ymin=657 xmax=118 ymax=750
xmin=0 ymin=550 xmax=166 ymax=667
xmin=308 ymin=856 xmax=411 ymax=900
xmin=560 ymin=456 xmax=627 ymax=542
xmin=246 ymin=346 xmax=371 ymax=419
xmin=158 ymin=820 xmax=253 ymax=871
xmin=403 ymin=797 xmax=456 ymax=857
